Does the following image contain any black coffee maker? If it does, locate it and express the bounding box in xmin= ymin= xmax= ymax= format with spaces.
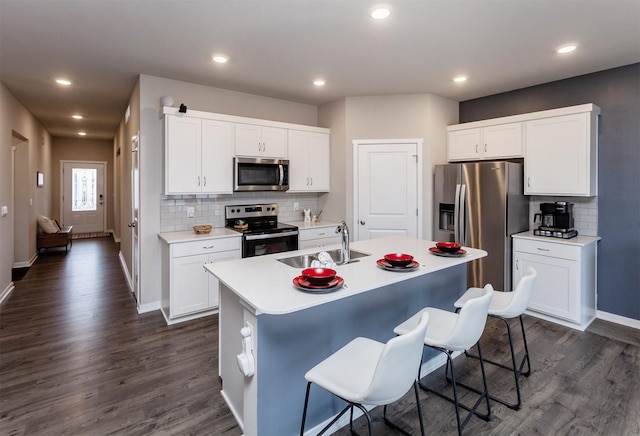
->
xmin=533 ymin=201 xmax=577 ymax=238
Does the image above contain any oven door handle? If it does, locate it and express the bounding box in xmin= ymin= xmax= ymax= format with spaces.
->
xmin=244 ymin=230 xmax=299 ymax=241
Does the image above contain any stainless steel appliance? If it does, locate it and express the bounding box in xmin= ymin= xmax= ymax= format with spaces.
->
xmin=434 ymin=162 xmax=529 ymax=291
xmin=225 ymin=203 xmax=298 ymax=258
xmin=533 ymin=201 xmax=577 ymax=238
xmin=234 ymin=157 xmax=289 ymax=192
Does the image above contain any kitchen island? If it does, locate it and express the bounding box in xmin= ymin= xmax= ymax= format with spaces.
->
xmin=205 ymin=236 xmax=486 ymax=435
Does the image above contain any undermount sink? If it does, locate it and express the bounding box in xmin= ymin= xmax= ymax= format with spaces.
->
xmin=277 ymin=249 xmax=370 ymax=268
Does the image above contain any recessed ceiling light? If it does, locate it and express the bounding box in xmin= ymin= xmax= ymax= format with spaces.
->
xmin=78 ymin=131 xmax=87 ymax=136
xmin=313 ymin=79 xmax=326 ymax=86
xmin=453 ymin=76 xmax=468 ymax=83
xmin=369 ymin=4 xmax=392 ymax=19
xmin=212 ymin=55 xmax=229 ymax=63
xmin=557 ymin=44 xmax=577 ymax=54
xmin=72 ymin=114 xmax=83 ymax=120
xmin=55 ymin=78 xmax=72 ymax=86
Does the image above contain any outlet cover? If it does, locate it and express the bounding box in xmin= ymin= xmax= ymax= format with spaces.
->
xmin=187 ymin=207 xmax=195 ymax=218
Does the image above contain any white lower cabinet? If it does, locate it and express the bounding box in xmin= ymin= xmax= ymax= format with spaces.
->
xmin=298 ymin=224 xmax=341 ymax=250
xmin=512 ymin=232 xmax=599 ymax=331
xmin=162 ymin=236 xmax=241 ymax=323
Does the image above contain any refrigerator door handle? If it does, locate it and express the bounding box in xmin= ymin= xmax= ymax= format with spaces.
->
xmin=454 ymin=183 xmax=461 ymax=242
xmin=459 ymin=184 xmax=467 ymax=244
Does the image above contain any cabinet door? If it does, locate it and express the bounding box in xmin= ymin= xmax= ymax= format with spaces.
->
xmin=525 ymin=113 xmax=589 ymax=195
xmin=201 ymin=120 xmax=234 ymax=193
xmin=235 ymin=123 xmax=262 ymax=156
xmin=307 ymin=132 xmax=330 ymax=191
xmin=261 ymin=126 xmax=288 ymax=158
xmin=165 ymin=115 xmax=201 ymax=194
xmin=448 ymin=128 xmax=481 ymax=161
xmin=483 ymin=122 xmax=523 ymax=159
xmin=287 ymin=130 xmax=310 ymax=191
xmin=172 ymin=253 xmax=209 ymax=316
xmin=514 ymin=252 xmax=579 ymax=322
xmin=206 ymin=250 xmax=241 ymax=308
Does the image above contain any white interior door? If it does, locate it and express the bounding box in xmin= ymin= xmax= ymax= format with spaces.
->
xmin=62 ymin=161 xmax=106 ymax=233
xmin=131 ymin=134 xmax=140 ymax=303
xmin=354 ymin=140 xmax=421 ymax=241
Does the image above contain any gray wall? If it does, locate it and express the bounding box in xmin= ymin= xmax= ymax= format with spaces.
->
xmin=459 ymin=63 xmax=640 ymax=321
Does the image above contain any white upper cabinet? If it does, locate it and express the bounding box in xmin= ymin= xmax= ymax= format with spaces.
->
xmin=447 ymin=104 xmax=599 ymax=197
xmin=448 ymin=122 xmax=523 ymax=161
xmin=525 ymin=109 xmax=598 ymax=196
xmin=164 ymin=114 xmax=234 ymax=195
xmin=235 ymin=123 xmax=287 ymax=158
xmin=287 ymin=129 xmax=330 ymax=192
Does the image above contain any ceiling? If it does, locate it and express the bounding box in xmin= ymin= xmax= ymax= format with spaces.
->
xmin=1 ymin=0 xmax=639 ymax=140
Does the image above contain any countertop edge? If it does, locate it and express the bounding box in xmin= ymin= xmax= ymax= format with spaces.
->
xmin=512 ymin=231 xmax=601 ymax=246
xmin=158 ymin=228 xmax=241 ymax=244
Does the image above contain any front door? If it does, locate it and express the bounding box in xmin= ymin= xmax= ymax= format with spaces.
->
xmin=62 ymin=161 xmax=106 ymax=233
xmin=354 ymin=140 xmax=421 ymax=241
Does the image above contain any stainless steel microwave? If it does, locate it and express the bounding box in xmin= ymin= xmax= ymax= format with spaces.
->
xmin=234 ymin=157 xmax=289 ymax=192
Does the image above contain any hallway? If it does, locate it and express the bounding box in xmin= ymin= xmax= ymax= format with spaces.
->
xmin=0 ymin=238 xmax=241 ymax=435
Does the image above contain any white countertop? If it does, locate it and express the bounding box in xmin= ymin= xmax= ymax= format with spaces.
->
xmin=285 ymin=220 xmax=340 ymax=229
xmin=158 ymin=228 xmax=241 ymax=244
xmin=205 ymin=236 xmax=486 ymax=315
xmin=512 ymin=231 xmax=601 ymax=246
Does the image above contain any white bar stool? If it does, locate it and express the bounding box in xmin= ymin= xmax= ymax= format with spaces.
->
xmin=453 ymin=267 xmax=537 ymax=410
xmin=300 ymin=312 xmax=429 ymax=436
xmin=394 ymin=285 xmax=494 ymax=436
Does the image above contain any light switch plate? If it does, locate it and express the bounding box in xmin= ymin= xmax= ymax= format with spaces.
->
xmin=187 ymin=207 xmax=195 ymax=218
xmin=1 ymin=205 xmax=7 ymax=217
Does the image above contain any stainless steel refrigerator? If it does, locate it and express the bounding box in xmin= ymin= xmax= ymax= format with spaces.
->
xmin=434 ymin=162 xmax=529 ymax=291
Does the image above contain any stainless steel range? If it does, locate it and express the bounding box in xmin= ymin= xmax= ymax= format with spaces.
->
xmin=225 ymin=203 xmax=298 ymax=258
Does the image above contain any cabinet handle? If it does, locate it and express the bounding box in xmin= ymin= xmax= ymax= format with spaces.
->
xmin=527 ymin=177 xmax=531 ymax=187
xmin=310 ymin=177 xmax=313 ymax=185
xmin=360 ymin=220 xmax=366 ymax=225
xmin=197 ymin=176 xmax=201 ymax=186
xmin=203 ymin=245 xmax=215 ymax=249
xmin=515 ymin=259 xmax=519 ymax=270
xmin=306 ymin=177 xmax=309 ymax=186
xmin=318 ymin=232 xmax=325 ymax=236
xmin=536 ymin=247 xmax=550 ymax=252
xmin=484 ymin=143 xmax=487 ymax=153
xmin=475 ymin=144 xmax=478 ymax=154
xmin=203 ymin=176 xmax=207 ymax=186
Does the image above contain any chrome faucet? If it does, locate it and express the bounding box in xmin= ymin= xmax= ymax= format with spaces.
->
xmin=335 ymin=221 xmax=350 ymax=265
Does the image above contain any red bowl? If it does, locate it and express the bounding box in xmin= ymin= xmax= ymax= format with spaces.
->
xmin=384 ymin=253 xmax=414 ymax=267
xmin=436 ymin=242 xmax=462 ymax=253
xmin=302 ymin=267 xmax=337 ymax=285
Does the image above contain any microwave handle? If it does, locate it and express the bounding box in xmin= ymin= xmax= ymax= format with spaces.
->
xmin=278 ymin=164 xmax=284 ymax=186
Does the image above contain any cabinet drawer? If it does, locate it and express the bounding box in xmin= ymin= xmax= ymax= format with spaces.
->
xmin=172 ymin=237 xmax=241 ymax=257
xmin=299 ymin=227 xmax=338 ymax=241
xmin=514 ymin=239 xmax=579 ymax=260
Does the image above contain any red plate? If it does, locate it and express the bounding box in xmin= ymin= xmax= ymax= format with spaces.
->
xmin=377 ymin=258 xmax=420 ymax=271
xmin=293 ymin=276 xmax=344 ymax=290
xmin=429 ymin=246 xmax=467 ymax=257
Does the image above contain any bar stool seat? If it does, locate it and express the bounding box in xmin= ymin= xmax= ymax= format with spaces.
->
xmin=453 ymin=267 xmax=537 ymax=410
xmin=300 ymin=312 xmax=429 ymax=436
xmin=394 ymin=285 xmax=494 ymax=435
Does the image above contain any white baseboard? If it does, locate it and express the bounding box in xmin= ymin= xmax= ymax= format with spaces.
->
xmin=118 ymin=251 xmax=133 ymax=293
xmin=0 ymin=282 xmax=15 ymax=305
xmin=597 ymin=310 xmax=640 ymax=330
xmin=139 ymin=301 xmax=161 ymax=314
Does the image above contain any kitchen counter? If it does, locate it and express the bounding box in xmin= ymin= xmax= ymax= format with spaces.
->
xmin=284 ymin=219 xmax=340 ymax=228
xmin=206 ymin=236 xmax=486 ymax=435
xmin=158 ymin=228 xmax=240 ymax=244
xmin=205 ymin=236 xmax=486 ymax=315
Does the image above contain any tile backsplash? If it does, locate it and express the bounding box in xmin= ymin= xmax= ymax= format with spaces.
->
xmin=160 ymin=192 xmax=321 ymax=232
xmin=528 ymin=196 xmax=598 ymax=237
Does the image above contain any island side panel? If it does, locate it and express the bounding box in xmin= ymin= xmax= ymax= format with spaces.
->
xmin=256 ymin=264 xmax=467 ymax=435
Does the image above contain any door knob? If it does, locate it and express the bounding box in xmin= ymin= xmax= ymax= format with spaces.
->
xmin=360 ymin=220 xmax=366 ymax=225
xmin=128 ymin=222 xmax=136 ymax=228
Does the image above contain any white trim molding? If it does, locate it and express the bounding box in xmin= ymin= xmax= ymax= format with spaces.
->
xmin=597 ymin=310 xmax=640 ymax=330
xmin=1 ymin=283 xmax=15 ymax=305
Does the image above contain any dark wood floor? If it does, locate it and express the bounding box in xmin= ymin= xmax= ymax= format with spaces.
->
xmin=2 ymin=238 xmax=639 ymax=435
